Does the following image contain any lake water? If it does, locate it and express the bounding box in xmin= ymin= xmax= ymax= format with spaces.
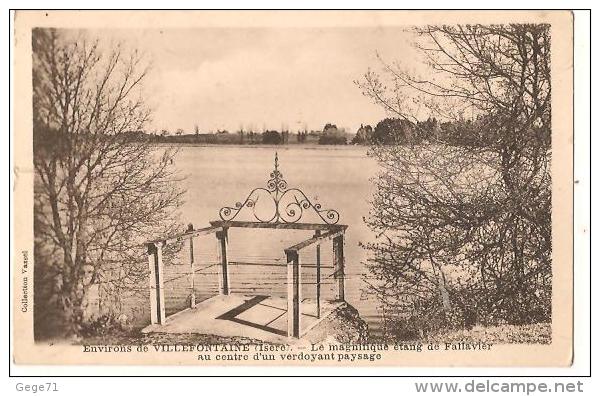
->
xmin=158 ymin=145 xmax=386 ymax=336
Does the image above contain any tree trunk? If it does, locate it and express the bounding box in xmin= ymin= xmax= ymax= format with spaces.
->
xmin=430 ymin=255 xmax=451 ymax=312
xmin=436 ymin=268 xmax=451 ymax=312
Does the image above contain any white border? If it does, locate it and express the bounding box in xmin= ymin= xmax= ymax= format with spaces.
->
xmin=3 ymin=3 xmax=592 ymax=386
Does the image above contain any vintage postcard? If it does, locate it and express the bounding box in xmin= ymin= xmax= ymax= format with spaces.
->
xmin=12 ymin=10 xmax=574 ymax=366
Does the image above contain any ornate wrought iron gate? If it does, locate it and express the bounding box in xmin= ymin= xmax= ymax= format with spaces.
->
xmin=145 ymin=153 xmax=347 ymax=338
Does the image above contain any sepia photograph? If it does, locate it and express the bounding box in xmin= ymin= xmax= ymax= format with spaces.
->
xmin=11 ymin=10 xmax=575 ymax=366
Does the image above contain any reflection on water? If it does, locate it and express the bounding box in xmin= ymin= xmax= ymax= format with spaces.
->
xmin=161 ymin=145 xmax=385 ymax=336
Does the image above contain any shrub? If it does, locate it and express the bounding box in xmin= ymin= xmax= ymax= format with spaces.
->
xmin=318 ymin=133 xmax=347 ymax=145
xmin=262 ymin=130 xmax=282 ymax=144
xmin=79 ymin=313 xmax=125 ymax=337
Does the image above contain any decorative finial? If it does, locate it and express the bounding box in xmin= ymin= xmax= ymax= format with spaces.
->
xmin=218 ymin=151 xmax=340 ymax=224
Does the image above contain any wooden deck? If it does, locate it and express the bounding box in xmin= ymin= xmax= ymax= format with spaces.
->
xmin=142 ymin=294 xmax=344 ymax=343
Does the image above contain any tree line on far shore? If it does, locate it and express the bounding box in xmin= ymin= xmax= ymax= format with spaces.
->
xmin=125 ymin=116 xmax=520 ymax=148
xmin=129 ymin=122 xmax=351 ymax=145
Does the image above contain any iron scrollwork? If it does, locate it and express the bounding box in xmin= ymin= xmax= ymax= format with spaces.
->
xmin=219 ymin=153 xmax=340 ymax=224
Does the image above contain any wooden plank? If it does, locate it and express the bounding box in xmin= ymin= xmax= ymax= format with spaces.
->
xmin=333 ymin=234 xmax=345 ymax=301
xmin=216 ymin=229 xmax=230 ymax=295
xmin=315 ymin=230 xmax=321 ymax=319
xmin=187 ymin=225 xmax=223 ymax=239
xmin=148 ymin=222 xmax=349 ymax=246
xmin=188 ymin=224 xmax=196 ymax=308
xmin=210 ymin=220 xmax=347 ymax=232
xmin=146 ymin=225 xmax=223 ymax=245
xmin=228 ymin=261 xmax=334 ymax=269
xmin=284 ymin=229 xmax=344 ymax=254
xmin=147 ymin=243 xmax=159 ymax=325
xmin=286 ymin=253 xmax=294 ymax=337
xmin=294 ymin=255 xmax=300 ymax=338
xmin=155 ymin=242 xmax=166 ymax=324
xmin=285 ymin=251 xmax=301 ymax=338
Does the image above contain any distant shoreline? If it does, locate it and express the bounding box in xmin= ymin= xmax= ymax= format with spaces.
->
xmin=151 ymin=143 xmax=368 ymax=150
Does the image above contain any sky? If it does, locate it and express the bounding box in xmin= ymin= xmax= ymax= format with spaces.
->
xmin=96 ymin=27 xmax=419 ymax=134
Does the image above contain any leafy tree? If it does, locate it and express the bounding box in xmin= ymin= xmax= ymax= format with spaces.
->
xmin=351 ymin=124 xmax=373 ymax=145
xmin=297 ymin=130 xmax=308 ymax=143
xmin=322 ymin=123 xmax=338 ymax=132
xmin=371 ymin=118 xmax=417 ymax=145
xmin=262 ymin=130 xmax=282 ymax=144
xmin=415 ymin=117 xmax=439 ymax=142
xmin=318 ymin=123 xmax=347 ymax=145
